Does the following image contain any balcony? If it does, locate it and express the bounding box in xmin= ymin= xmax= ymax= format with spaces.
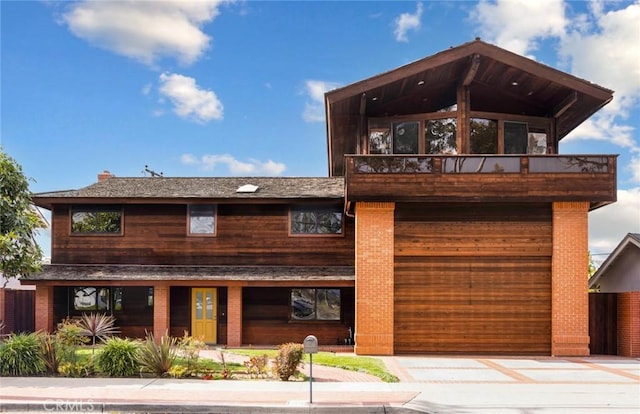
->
xmin=344 ymin=155 xmax=617 ymax=210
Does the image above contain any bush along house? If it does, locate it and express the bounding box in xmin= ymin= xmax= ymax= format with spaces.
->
xmin=28 ymin=39 xmax=617 ymax=356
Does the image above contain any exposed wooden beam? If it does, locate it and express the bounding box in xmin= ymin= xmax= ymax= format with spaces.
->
xmin=461 ymin=54 xmax=481 ymax=87
xmin=359 ymin=93 xmax=367 ymax=116
xmin=358 ymin=93 xmax=367 ymax=154
xmin=553 ymin=91 xmax=578 ymax=118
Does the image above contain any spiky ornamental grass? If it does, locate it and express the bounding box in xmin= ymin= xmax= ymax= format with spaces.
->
xmin=79 ymin=313 xmax=120 ymax=347
xmin=138 ymin=332 xmax=179 ymax=377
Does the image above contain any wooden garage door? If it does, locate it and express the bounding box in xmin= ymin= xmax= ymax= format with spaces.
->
xmin=394 ymin=203 xmax=552 ymax=355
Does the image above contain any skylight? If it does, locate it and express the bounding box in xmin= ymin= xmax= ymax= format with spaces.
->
xmin=236 ymin=184 xmax=259 ymax=193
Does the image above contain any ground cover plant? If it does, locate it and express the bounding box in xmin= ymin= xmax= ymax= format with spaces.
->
xmin=227 ymin=348 xmax=399 ymax=382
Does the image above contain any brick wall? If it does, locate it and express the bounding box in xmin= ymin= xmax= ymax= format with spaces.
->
xmin=153 ymin=284 xmax=170 ymax=339
xmin=34 ymin=286 xmax=53 ymax=332
xmin=227 ymin=286 xmax=242 ymax=347
xmin=618 ymin=291 xmax=640 ymax=357
xmin=354 ymin=202 xmax=395 ymax=355
xmin=551 ymin=201 xmax=590 ymax=356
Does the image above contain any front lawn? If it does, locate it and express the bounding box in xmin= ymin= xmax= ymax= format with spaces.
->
xmin=225 ymin=348 xmax=398 ymax=383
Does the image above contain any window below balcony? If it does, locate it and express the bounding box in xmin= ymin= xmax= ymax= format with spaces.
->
xmin=291 ymin=288 xmax=341 ymax=321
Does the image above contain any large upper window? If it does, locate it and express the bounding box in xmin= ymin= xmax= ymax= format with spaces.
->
xmin=291 ymin=288 xmax=341 ymax=321
xmin=393 ymin=121 xmax=419 ymax=153
xmin=470 ymin=118 xmax=498 ymax=154
xmin=188 ymin=204 xmax=216 ymax=235
xmin=425 ymin=118 xmax=457 ymax=154
xmin=369 ymin=122 xmax=420 ymax=154
xmin=71 ymin=206 xmax=122 ymax=234
xmin=290 ymin=205 xmax=343 ymax=235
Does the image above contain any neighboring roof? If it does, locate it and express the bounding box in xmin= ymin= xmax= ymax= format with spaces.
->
xmin=33 ymin=177 xmax=345 ymax=209
xmin=325 ymin=38 xmax=614 ymax=176
xmin=589 ymin=233 xmax=640 ymax=290
xmin=22 ymin=264 xmax=355 ymax=282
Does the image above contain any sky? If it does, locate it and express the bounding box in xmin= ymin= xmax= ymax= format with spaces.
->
xmin=1 ymin=0 xmax=639 ymax=264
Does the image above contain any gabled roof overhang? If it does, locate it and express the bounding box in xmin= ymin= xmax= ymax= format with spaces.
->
xmin=325 ymin=39 xmax=614 ymax=176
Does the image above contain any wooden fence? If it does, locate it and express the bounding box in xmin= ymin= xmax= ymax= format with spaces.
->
xmin=589 ymin=292 xmax=617 ymax=355
xmin=1 ymin=289 xmax=35 ymax=335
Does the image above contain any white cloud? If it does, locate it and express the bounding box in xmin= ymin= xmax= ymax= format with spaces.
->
xmin=158 ymin=73 xmax=223 ymax=123
xmin=563 ymin=114 xmax=637 ymax=151
xmin=393 ymin=2 xmax=423 ymax=42
xmin=589 ymin=187 xmax=640 ymax=258
xmin=302 ymin=80 xmax=341 ymax=123
xmin=61 ymin=0 xmax=227 ymax=66
xmin=558 ymin=1 xmax=640 ymax=182
xmin=181 ymin=153 xmax=286 ymax=176
xmin=470 ymin=0 xmax=566 ymax=56
xmin=559 ymin=1 xmax=640 ymax=117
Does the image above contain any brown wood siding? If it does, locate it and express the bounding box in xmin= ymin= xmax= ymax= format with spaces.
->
xmin=345 ymin=155 xmax=617 ymax=208
xmin=52 ymin=204 xmax=355 ymax=266
xmin=589 ymin=293 xmax=617 ymax=355
xmin=242 ymin=287 xmax=355 ymax=346
xmin=394 ymin=203 xmax=552 ymax=354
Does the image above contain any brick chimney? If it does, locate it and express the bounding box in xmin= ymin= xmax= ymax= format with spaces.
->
xmin=97 ymin=170 xmax=115 ymax=181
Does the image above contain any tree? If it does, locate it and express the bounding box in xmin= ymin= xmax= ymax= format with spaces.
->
xmin=0 ymin=148 xmax=44 ymax=284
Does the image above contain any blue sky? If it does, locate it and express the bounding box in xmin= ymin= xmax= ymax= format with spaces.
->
xmin=1 ymin=0 xmax=639 ymax=262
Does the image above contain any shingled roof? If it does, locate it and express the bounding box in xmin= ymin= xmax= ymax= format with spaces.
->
xmin=33 ymin=176 xmax=345 ymax=208
xmin=23 ymin=264 xmax=355 ymax=282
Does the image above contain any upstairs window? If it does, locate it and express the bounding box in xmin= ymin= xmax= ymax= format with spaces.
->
xmin=71 ymin=206 xmax=122 ymax=234
xmin=393 ymin=121 xmax=419 ymax=153
xmin=369 ymin=121 xmax=420 ymax=154
xmin=504 ymin=121 xmax=529 ymax=154
xmin=426 ymin=118 xmax=457 ymax=154
xmin=291 ymin=288 xmax=341 ymax=321
xmin=188 ymin=204 xmax=216 ymax=235
xmin=290 ymin=205 xmax=343 ymax=235
xmin=470 ymin=118 xmax=498 ymax=154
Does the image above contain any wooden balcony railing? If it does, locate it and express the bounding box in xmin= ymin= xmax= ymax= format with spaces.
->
xmin=344 ymin=155 xmax=617 ymax=209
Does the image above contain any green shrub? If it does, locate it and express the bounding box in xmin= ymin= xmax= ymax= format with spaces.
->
xmin=272 ymin=342 xmax=304 ymax=381
xmin=138 ymin=332 xmax=178 ymax=377
xmin=97 ymin=337 xmax=140 ymax=377
xmin=78 ymin=313 xmax=120 ymax=347
xmin=55 ymin=319 xmax=89 ymax=364
xmin=39 ymin=332 xmax=60 ymax=375
xmin=0 ymin=332 xmax=46 ymax=376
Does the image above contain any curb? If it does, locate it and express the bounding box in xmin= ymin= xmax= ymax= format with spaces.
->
xmin=0 ymin=402 xmax=425 ymax=413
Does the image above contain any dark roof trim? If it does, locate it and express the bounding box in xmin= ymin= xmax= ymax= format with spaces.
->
xmin=589 ymin=233 xmax=640 ymax=288
xmin=23 ymin=264 xmax=355 ymax=282
xmin=325 ymin=39 xmax=613 ymax=104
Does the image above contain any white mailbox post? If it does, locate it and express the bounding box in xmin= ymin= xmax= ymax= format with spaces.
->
xmin=303 ymin=335 xmax=318 ymax=403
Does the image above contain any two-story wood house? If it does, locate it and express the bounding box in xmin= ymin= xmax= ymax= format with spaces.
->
xmin=28 ymin=39 xmax=617 ymax=356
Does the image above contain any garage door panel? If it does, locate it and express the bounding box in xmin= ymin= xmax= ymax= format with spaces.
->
xmin=393 ymin=203 xmax=552 ymax=355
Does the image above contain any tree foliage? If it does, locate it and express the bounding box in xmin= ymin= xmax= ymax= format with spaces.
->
xmin=0 ymin=148 xmax=44 ymax=281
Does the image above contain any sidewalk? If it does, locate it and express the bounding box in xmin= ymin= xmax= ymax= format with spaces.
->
xmin=1 ymin=355 xmax=638 ymax=413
